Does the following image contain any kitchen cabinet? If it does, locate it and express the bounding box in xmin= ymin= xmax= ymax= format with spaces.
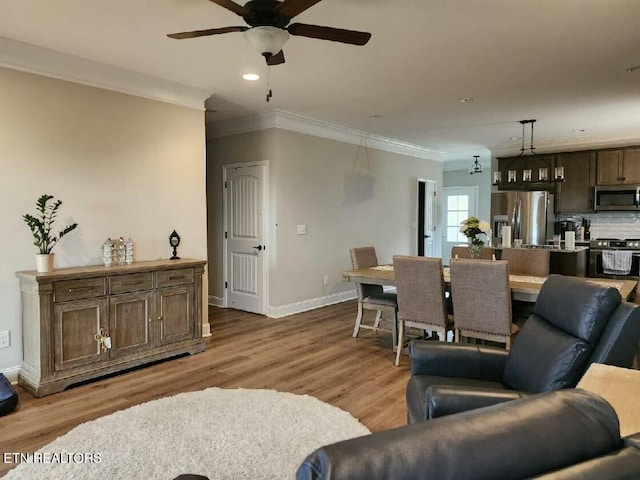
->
xmin=555 ymin=151 xmax=596 ymax=213
xmin=597 ymin=148 xmax=640 ymax=185
xmin=16 ymin=259 xmax=206 ymax=397
xmin=496 ymin=154 xmax=555 ymax=190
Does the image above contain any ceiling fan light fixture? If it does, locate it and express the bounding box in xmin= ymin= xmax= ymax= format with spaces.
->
xmin=244 ymin=26 xmax=290 ymax=57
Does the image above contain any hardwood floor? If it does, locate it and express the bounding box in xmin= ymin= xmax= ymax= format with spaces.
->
xmin=0 ymin=301 xmax=410 ymax=477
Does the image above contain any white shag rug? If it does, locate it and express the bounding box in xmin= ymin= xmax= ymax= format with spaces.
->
xmin=5 ymin=388 xmax=371 ymax=480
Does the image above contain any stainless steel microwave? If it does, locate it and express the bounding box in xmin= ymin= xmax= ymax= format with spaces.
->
xmin=594 ymin=185 xmax=640 ymax=211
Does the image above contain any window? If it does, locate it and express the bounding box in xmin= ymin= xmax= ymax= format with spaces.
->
xmin=446 ymin=195 xmax=470 ymax=243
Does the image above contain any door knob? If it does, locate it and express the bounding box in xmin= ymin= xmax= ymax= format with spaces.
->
xmin=252 ymin=245 xmax=263 ymax=251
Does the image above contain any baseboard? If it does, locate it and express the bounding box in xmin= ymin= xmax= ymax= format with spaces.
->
xmin=1 ymin=366 xmax=21 ymax=384
xmin=208 ymin=295 xmax=224 ymax=308
xmin=266 ymin=290 xmax=357 ymax=318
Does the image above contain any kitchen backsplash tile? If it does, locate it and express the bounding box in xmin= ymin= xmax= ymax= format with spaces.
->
xmin=558 ymin=212 xmax=640 ymax=239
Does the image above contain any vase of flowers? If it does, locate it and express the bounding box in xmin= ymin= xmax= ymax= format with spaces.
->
xmin=460 ymin=216 xmax=490 ymax=259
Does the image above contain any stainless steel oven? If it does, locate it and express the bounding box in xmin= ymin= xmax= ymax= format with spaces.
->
xmin=589 ymin=239 xmax=640 ymax=279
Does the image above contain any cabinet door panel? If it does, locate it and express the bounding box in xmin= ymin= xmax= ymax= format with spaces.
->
xmin=53 ymin=298 xmax=108 ymax=371
xmin=556 ymin=151 xmax=595 ymax=212
xmin=623 ymin=148 xmax=640 ymax=184
xmin=110 ymin=291 xmax=154 ymax=358
xmin=156 ymin=285 xmax=194 ymax=345
xmin=597 ymin=150 xmax=623 ymax=185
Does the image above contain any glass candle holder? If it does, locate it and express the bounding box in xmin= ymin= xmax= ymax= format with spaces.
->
xmin=523 ymin=169 xmax=532 ymax=182
xmin=508 ymin=170 xmax=517 ymax=183
xmin=493 ymin=171 xmax=502 ymax=184
xmin=538 ymin=168 xmax=548 ymax=181
xmin=555 ymin=166 xmax=565 ymax=180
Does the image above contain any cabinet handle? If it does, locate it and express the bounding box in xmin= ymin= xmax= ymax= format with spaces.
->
xmin=148 ymin=317 xmax=153 ymax=323
xmin=122 ymin=280 xmax=144 ymax=286
xmin=168 ymin=275 xmax=185 ymax=280
xmin=68 ymin=286 xmax=95 ymax=293
xmin=158 ymin=316 xmax=163 ymax=322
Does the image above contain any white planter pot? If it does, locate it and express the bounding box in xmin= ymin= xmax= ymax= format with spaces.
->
xmin=36 ymin=253 xmax=54 ymax=273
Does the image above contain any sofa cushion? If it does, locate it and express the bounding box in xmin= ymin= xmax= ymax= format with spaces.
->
xmin=531 ymin=447 xmax=640 ymax=479
xmin=534 ymin=275 xmax=620 ymax=344
xmin=503 ymin=315 xmax=592 ymax=392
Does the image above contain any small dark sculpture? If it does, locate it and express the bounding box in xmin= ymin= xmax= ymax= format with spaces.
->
xmin=169 ymin=230 xmax=181 ymax=260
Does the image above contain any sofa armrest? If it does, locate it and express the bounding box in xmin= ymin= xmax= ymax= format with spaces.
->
xmin=296 ymin=390 xmax=621 ymax=480
xmin=623 ymin=432 xmax=640 ymax=449
xmin=425 ymin=385 xmax=529 ymax=419
xmin=409 ymin=340 xmax=509 ymax=381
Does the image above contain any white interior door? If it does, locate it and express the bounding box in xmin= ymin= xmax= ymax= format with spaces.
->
xmin=442 ymin=186 xmax=478 ymax=266
xmin=224 ymin=164 xmax=266 ymax=314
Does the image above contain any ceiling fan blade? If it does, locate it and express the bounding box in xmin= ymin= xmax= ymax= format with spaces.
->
xmin=275 ymin=0 xmax=323 ymax=18
xmin=208 ymin=0 xmax=249 ymax=16
xmin=288 ymin=23 xmax=371 ymax=45
xmin=167 ymin=26 xmax=248 ymax=39
xmin=266 ymin=50 xmax=286 ymax=65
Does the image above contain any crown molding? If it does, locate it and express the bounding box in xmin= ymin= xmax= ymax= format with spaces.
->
xmin=491 ymin=130 xmax=640 ymax=157
xmin=207 ymin=109 xmax=445 ymax=161
xmin=0 ymin=36 xmax=211 ymax=110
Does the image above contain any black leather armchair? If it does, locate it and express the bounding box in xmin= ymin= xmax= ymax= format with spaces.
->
xmin=296 ymin=389 xmax=640 ymax=480
xmin=407 ymin=275 xmax=640 ymax=422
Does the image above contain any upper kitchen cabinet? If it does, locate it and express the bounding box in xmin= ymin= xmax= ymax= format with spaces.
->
xmin=555 ymin=151 xmax=596 ymax=213
xmin=495 ymin=154 xmax=555 ymax=191
xmin=597 ymin=148 xmax=640 ymax=185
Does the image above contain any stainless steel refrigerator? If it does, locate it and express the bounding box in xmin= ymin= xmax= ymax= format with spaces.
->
xmin=491 ymin=191 xmax=555 ymax=246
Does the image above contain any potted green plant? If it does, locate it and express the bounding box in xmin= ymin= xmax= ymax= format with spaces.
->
xmin=23 ymin=194 xmax=78 ymax=272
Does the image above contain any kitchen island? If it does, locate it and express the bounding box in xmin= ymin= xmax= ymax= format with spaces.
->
xmin=495 ymin=245 xmax=589 ymax=277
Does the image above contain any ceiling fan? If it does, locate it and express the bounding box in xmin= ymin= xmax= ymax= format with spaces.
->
xmin=167 ymin=0 xmax=372 ymax=65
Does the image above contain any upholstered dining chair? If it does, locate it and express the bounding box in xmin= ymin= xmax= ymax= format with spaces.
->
xmin=500 ymin=248 xmax=550 ymax=276
xmin=451 ymin=245 xmax=496 ymax=261
xmin=349 ymin=247 xmax=397 ymax=338
xmin=393 ymin=255 xmax=453 ymax=366
xmin=500 ymin=248 xmax=550 ymax=325
xmin=449 ymin=259 xmax=519 ymax=349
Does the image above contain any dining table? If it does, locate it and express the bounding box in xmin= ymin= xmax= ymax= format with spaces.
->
xmin=342 ymin=265 xmax=638 ymax=303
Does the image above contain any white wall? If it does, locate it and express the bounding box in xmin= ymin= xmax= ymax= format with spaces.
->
xmin=207 ymin=128 xmax=443 ymax=314
xmin=0 ymin=66 xmax=208 ymax=375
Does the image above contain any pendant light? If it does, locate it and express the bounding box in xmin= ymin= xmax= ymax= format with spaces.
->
xmin=469 ymin=155 xmax=483 ymax=175
xmin=515 ymin=119 xmax=564 ymax=182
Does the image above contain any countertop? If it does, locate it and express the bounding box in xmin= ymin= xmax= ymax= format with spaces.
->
xmin=495 ymin=245 xmax=589 ymax=254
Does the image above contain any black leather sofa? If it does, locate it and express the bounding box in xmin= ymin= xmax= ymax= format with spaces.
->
xmin=296 ymin=389 xmax=640 ymax=480
xmin=406 ymin=275 xmax=640 ymax=422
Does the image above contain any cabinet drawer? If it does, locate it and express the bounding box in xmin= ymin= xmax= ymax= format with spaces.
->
xmin=156 ymin=268 xmax=194 ymax=287
xmin=109 ymin=272 xmax=154 ymax=294
xmin=53 ymin=277 xmax=107 ymax=303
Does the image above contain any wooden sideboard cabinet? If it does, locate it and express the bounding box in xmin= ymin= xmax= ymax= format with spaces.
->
xmin=16 ymin=259 xmax=206 ymax=397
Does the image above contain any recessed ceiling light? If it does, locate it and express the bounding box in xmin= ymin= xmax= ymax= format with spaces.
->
xmin=510 ymin=136 xmax=521 ymax=141
xmin=459 ymin=97 xmax=478 ymax=103
xmin=572 ymin=129 xmax=585 ymax=133
xmin=626 ymin=66 xmax=640 ymax=73
xmin=369 ymin=114 xmax=382 ymax=119
xmin=242 ymin=73 xmax=260 ymax=81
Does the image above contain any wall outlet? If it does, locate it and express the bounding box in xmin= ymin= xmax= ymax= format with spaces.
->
xmin=323 ymin=275 xmax=329 ymax=286
xmin=0 ymin=330 xmax=10 ymax=349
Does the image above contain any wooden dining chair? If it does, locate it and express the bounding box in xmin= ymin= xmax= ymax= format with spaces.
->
xmin=451 ymin=245 xmax=496 ymax=260
xmin=449 ymin=258 xmax=519 ymax=350
xmin=393 ymin=255 xmax=453 ymax=366
xmin=349 ymin=247 xmax=397 ymax=338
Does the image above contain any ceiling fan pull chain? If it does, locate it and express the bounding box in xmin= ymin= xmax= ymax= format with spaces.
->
xmin=266 ymin=65 xmax=273 ymax=102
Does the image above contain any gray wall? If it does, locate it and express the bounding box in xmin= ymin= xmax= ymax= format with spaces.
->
xmin=0 ymin=66 xmax=208 ymax=375
xmin=207 ymin=128 xmax=443 ymax=314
